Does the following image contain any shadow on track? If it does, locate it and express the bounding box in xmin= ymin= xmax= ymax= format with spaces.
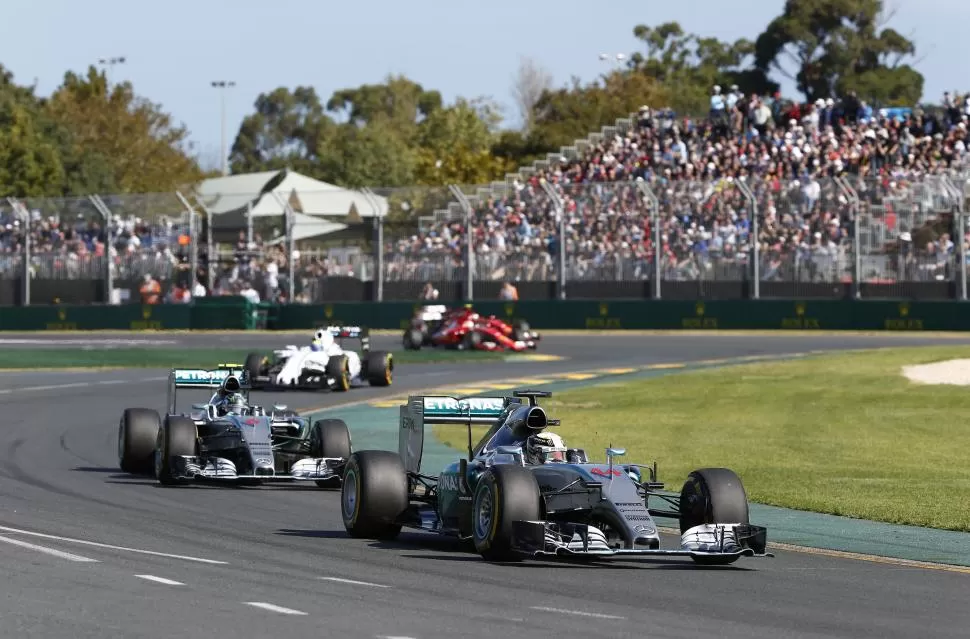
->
xmin=274 ymin=528 xmax=751 ymax=571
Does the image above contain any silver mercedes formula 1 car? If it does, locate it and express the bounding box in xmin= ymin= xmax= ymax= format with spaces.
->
xmin=339 ymin=390 xmax=771 ymax=565
xmin=116 ymin=364 xmax=352 ymax=487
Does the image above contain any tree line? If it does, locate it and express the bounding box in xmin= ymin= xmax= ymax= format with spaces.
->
xmin=0 ymin=0 xmax=933 ymax=199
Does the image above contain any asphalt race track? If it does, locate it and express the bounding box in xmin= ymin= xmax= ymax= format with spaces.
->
xmin=2 ymin=332 xmax=970 ymax=638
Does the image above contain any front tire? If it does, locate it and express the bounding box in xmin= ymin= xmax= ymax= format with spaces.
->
xmin=679 ymin=467 xmax=750 ymax=565
xmin=155 ymin=416 xmax=198 ymax=486
xmin=471 ymin=464 xmax=541 ymax=561
xmin=310 ymin=419 xmax=352 ymax=488
xmin=341 ymin=451 xmax=408 ymax=540
xmin=245 ymin=352 xmax=264 ymax=387
xmin=326 ymin=355 xmax=351 ymax=392
xmin=118 ymin=408 xmax=161 ymax=475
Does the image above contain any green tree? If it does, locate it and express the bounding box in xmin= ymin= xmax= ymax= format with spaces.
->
xmin=414 ymin=97 xmax=515 ymax=186
xmin=44 ymin=66 xmax=204 ymax=194
xmin=526 ymin=71 xmax=668 ymax=152
xmin=229 ymin=86 xmax=334 ymax=176
xmin=754 ymin=0 xmax=923 ymax=105
xmin=628 ymin=21 xmax=777 ymax=114
xmin=0 ymin=98 xmax=64 ymax=197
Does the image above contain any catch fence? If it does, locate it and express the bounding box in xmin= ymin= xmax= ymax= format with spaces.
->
xmin=2 ymin=172 xmax=968 ymax=304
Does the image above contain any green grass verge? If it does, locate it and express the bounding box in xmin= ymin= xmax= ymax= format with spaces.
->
xmin=0 ymin=347 xmax=519 ymax=369
xmin=436 ymin=345 xmax=970 ymax=532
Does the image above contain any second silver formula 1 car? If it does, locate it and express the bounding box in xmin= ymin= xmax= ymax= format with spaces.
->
xmin=117 ymin=364 xmax=352 ymax=486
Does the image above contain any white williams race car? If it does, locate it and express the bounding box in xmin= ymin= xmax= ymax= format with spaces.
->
xmin=245 ymin=326 xmax=393 ymax=392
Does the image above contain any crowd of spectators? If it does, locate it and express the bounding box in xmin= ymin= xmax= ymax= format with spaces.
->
xmin=388 ymin=87 xmax=970 ymax=286
xmin=3 ymin=87 xmax=970 ymax=300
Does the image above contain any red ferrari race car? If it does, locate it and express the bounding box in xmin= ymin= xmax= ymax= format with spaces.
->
xmin=402 ymin=305 xmax=540 ymax=352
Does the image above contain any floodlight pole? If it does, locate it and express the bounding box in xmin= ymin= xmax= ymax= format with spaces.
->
xmin=211 ymin=80 xmax=236 ymax=176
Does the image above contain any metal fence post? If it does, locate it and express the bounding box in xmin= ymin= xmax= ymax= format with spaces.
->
xmin=736 ymin=179 xmax=759 ymax=299
xmin=540 ymin=181 xmax=567 ymax=300
xmin=835 ymin=176 xmax=861 ymax=299
xmin=191 ymin=195 xmax=216 ymax=292
xmin=7 ymin=198 xmax=30 ymax=305
xmin=635 ymin=180 xmax=661 ymax=299
xmin=448 ymin=185 xmax=474 ymax=301
xmin=270 ymin=191 xmax=296 ymax=303
xmin=174 ymin=191 xmax=199 ymax=297
xmin=942 ymin=176 xmax=966 ymax=300
xmin=362 ymin=187 xmax=383 ymax=302
xmin=88 ymin=194 xmax=114 ymax=304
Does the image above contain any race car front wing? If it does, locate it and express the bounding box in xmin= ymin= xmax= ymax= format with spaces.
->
xmin=168 ymin=455 xmax=345 ymax=483
xmin=510 ymin=520 xmax=772 ymax=561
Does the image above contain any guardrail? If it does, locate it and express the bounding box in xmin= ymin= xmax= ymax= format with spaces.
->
xmin=0 ymin=298 xmax=963 ymax=332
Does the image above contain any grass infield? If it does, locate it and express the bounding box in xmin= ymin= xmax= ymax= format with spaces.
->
xmin=436 ymin=345 xmax=970 ymax=532
xmin=0 ymin=347 xmax=521 ymax=370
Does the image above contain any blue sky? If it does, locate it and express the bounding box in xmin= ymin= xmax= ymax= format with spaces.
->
xmin=3 ymin=0 xmax=966 ymax=171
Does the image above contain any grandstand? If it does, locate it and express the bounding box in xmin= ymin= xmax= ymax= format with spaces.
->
xmin=3 ymin=90 xmax=970 ymax=304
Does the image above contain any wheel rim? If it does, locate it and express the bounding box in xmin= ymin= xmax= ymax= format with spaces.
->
xmin=385 ymin=356 xmax=393 ymax=383
xmin=474 ymin=485 xmax=493 ymax=540
xmin=342 ymin=469 xmax=358 ymax=521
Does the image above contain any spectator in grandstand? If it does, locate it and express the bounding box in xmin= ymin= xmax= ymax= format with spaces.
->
xmin=139 ymin=274 xmax=161 ymax=304
xmin=420 ymin=282 xmax=439 ymax=300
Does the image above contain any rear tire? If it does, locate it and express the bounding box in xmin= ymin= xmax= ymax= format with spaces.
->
xmin=679 ymin=468 xmax=750 ymax=565
xmin=471 ymin=464 xmax=541 ymax=561
xmin=403 ymin=328 xmax=423 ymax=350
xmin=155 ymin=416 xmax=198 ymax=486
xmin=326 ymin=355 xmax=351 ymax=392
xmin=245 ymin=353 xmax=264 ymax=387
xmin=118 ymin=408 xmax=161 ymax=475
xmin=341 ymin=451 xmax=408 ymax=540
xmin=364 ymin=351 xmax=393 ymax=387
xmin=310 ymin=419 xmax=352 ymax=488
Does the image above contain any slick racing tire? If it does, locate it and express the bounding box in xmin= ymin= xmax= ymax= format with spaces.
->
xmin=472 ymin=464 xmax=541 ymax=562
xmin=245 ymin=353 xmax=265 ymax=386
xmin=363 ymin=351 xmax=393 ymax=387
xmin=461 ymin=331 xmax=483 ymax=351
xmin=511 ymin=319 xmax=531 ymax=342
xmin=341 ymin=450 xmax=407 ymax=540
xmin=118 ymin=408 xmax=161 ymax=475
xmin=403 ymin=328 xmax=423 ymax=350
xmin=155 ymin=416 xmax=198 ymax=486
xmin=326 ymin=355 xmax=351 ymax=392
xmin=310 ymin=419 xmax=352 ymax=488
xmin=679 ymin=468 xmax=750 ymax=565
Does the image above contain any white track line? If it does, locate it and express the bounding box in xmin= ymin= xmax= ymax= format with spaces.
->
xmin=0 ymin=376 xmax=167 ymax=395
xmin=134 ymin=574 xmax=184 ymax=586
xmin=0 ymin=525 xmax=227 ymax=565
xmin=0 ymin=534 xmax=99 ymax=563
xmin=320 ymin=576 xmax=390 ymax=588
xmin=243 ymin=602 xmax=308 ymax=615
xmin=530 ymin=606 xmax=625 ymax=620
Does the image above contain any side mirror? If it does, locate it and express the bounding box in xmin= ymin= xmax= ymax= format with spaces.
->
xmin=273 ymin=404 xmax=288 ymax=412
xmin=606 ymin=447 xmax=626 ymax=459
xmin=192 ymin=403 xmax=207 ymax=410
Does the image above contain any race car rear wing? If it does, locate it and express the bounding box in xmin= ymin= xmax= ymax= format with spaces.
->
xmin=398 ymin=395 xmax=517 ymax=474
xmin=166 ymin=366 xmax=250 ymax=414
xmin=322 ymin=325 xmax=372 ymax=352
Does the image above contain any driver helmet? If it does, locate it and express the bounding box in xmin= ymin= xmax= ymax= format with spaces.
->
xmin=224 ymin=393 xmax=247 ymax=415
xmin=526 ymin=432 xmax=568 ymax=464
xmin=311 ymin=328 xmax=334 ymax=352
